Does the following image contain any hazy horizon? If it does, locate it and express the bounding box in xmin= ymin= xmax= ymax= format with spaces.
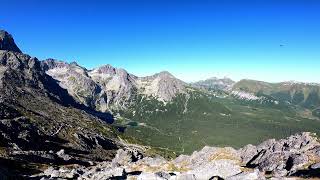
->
xmin=2 ymin=0 xmax=320 ymax=83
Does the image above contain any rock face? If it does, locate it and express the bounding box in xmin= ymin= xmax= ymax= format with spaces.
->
xmin=41 ymin=60 xmax=187 ymax=111
xmin=0 ymin=30 xmax=22 ymax=53
xmin=41 ymin=59 xmax=105 ymax=109
xmin=37 ymin=132 xmax=320 ymax=179
xmin=89 ymin=65 xmax=138 ymax=110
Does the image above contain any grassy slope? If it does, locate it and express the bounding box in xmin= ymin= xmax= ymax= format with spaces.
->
xmin=116 ymin=89 xmax=320 ymax=155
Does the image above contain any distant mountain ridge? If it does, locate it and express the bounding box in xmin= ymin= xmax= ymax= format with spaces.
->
xmin=191 ymin=77 xmax=235 ymax=91
xmin=41 ymin=58 xmax=320 ymax=120
xmin=41 ymin=59 xmax=187 ymax=112
xmin=192 ymin=77 xmax=320 ymax=109
xmin=232 ymin=79 xmax=320 ymax=109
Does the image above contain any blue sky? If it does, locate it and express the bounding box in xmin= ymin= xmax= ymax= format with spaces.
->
xmin=1 ymin=0 xmax=320 ymax=82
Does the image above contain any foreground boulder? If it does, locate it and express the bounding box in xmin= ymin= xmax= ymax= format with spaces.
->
xmin=36 ymin=132 xmax=320 ymax=179
xmin=240 ymin=132 xmax=320 ymax=177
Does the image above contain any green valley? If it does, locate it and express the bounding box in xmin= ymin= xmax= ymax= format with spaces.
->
xmin=116 ymin=88 xmax=320 ymax=155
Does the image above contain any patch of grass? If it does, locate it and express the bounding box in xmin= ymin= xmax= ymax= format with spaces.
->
xmin=67 ymin=76 xmax=76 ymax=82
xmin=209 ymin=148 xmax=240 ymax=162
xmin=145 ymin=147 xmax=177 ymax=159
xmin=166 ymin=162 xmax=189 ymax=172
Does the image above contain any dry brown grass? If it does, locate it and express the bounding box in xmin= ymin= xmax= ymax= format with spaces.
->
xmin=165 ymin=162 xmax=189 ymax=172
xmin=209 ymin=148 xmax=240 ymax=163
xmin=130 ymin=161 xmax=189 ymax=173
xmin=0 ymin=147 xmax=8 ymax=157
xmin=302 ymin=152 xmax=320 ymax=169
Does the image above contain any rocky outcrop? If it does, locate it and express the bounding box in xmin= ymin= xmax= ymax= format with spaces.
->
xmin=37 ymin=132 xmax=320 ymax=179
xmin=0 ymin=30 xmax=22 ymax=53
xmin=240 ymin=132 xmax=320 ymax=177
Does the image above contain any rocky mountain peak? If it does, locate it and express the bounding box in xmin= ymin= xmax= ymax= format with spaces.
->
xmin=41 ymin=58 xmax=69 ymax=70
xmin=157 ymin=71 xmax=173 ymax=77
xmin=90 ymin=64 xmax=132 ymax=79
xmin=0 ymin=30 xmax=22 ymax=53
xmin=42 ymin=59 xmax=187 ymax=110
xmin=137 ymin=71 xmax=186 ymax=101
xmin=92 ymin=64 xmax=116 ymax=74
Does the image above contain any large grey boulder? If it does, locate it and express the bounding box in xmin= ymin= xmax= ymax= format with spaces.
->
xmin=184 ymin=159 xmax=242 ymax=179
xmin=240 ymin=132 xmax=320 ymax=176
xmin=226 ymin=169 xmax=266 ymax=180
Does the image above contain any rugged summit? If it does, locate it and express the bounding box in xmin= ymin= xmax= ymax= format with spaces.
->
xmin=89 ymin=64 xmax=138 ymax=110
xmin=42 ymin=60 xmax=187 ymax=111
xmin=41 ymin=59 xmax=105 ymax=110
xmin=0 ymin=30 xmax=22 ymax=53
xmin=137 ymin=71 xmax=186 ymax=102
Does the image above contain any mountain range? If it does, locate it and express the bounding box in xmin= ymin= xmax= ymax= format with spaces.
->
xmin=1 ymin=30 xmax=320 ymax=179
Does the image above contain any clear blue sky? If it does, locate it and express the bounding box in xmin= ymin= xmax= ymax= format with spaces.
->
xmin=1 ymin=0 xmax=320 ymax=83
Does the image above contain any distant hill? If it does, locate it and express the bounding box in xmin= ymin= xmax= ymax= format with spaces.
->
xmin=232 ymin=79 xmax=320 ymax=109
xmin=191 ymin=77 xmax=235 ymax=91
